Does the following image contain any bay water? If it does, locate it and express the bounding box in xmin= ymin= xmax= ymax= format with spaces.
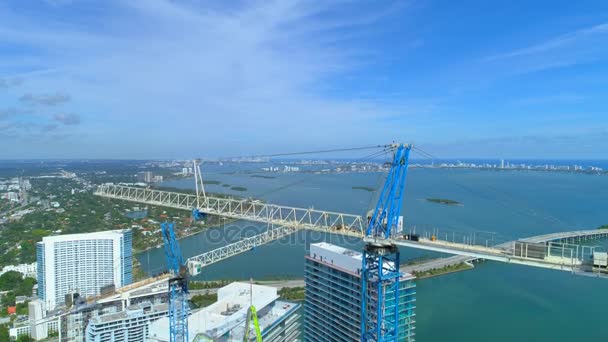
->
xmin=138 ymin=167 xmax=608 ymax=340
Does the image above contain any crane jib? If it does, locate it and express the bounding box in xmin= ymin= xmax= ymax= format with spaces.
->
xmin=365 ymin=144 xmax=411 ymax=239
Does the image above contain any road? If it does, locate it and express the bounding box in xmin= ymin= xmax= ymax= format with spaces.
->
xmin=401 ymin=255 xmax=474 ymax=274
xmin=187 ymin=257 xmax=473 ymax=301
xmin=256 ymin=279 xmax=305 ymax=290
xmin=188 ymin=279 xmax=305 ymax=299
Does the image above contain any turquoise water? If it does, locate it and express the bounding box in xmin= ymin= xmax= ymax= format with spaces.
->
xmin=139 ymin=168 xmax=608 ymax=340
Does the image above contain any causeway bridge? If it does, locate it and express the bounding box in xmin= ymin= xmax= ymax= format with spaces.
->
xmin=95 ymin=184 xmax=608 ymax=278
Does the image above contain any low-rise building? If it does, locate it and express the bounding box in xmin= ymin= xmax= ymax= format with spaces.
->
xmin=57 ymin=280 xmax=168 ymax=342
xmin=9 ymin=324 xmax=30 ymax=339
xmin=13 ymin=275 xmax=169 ymax=341
xmin=148 ymin=282 xmax=301 ymax=341
xmin=0 ymin=262 xmax=37 ymax=278
xmin=85 ymin=302 xmax=168 ymax=341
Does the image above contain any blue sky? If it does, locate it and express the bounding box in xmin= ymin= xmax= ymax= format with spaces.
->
xmin=1 ymin=0 xmax=607 ymax=159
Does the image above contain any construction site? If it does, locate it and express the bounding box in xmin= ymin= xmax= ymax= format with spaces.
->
xmin=12 ymin=143 xmax=608 ymax=342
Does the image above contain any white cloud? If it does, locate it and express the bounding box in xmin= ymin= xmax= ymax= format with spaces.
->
xmin=484 ymin=23 xmax=608 ymax=62
xmin=0 ymin=0 xmax=419 ymax=157
xmin=482 ymin=22 xmax=608 ymax=73
xmin=20 ymin=92 xmax=71 ymax=106
xmin=54 ymin=112 xmax=80 ymax=125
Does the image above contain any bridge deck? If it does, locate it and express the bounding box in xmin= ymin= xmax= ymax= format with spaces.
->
xmin=521 ymin=230 xmax=608 ymax=243
xmin=95 ymin=184 xmax=608 ymax=278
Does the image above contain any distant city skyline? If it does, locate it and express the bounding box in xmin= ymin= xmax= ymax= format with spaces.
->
xmin=0 ymin=1 xmax=607 ymax=159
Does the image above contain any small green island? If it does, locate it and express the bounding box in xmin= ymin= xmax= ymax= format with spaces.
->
xmin=598 ymin=224 xmax=608 ymax=230
xmin=352 ymin=186 xmax=375 ymax=192
xmin=277 ymin=286 xmax=305 ymax=302
xmin=251 ymin=175 xmax=276 ymax=179
xmin=231 ymin=186 xmax=248 ymax=192
xmin=205 ymin=180 xmax=221 ymax=185
xmin=426 ymin=198 xmax=461 ymax=206
xmin=412 ymin=262 xmax=473 ymax=279
xmin=222 ymin=184 xmax=231 ymax=187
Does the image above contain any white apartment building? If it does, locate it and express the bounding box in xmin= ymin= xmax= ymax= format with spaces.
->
xmin=0 ymin=262 xmax=37 ymax=278
xmin=36 ymin=229 xmax=133 ymax=310
xmin=85 ymin=302 xmax=168 ymax=341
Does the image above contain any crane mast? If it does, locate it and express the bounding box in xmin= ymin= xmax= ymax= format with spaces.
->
xmin=192 ymin=159 xmax=207 ymax=221
xmin=243 ymin=279 xmax=263 ymax=342
xmin=161 ymin=222 xmax=189 ymax=342
xmin=361 ymin=143 xmax=411 ymax=342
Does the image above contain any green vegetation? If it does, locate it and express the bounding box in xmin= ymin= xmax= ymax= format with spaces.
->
xmin=16 ymin=335 xmax=33 ymax=342
xmin=132 ymin=259 xmax=149 ymax=282
xmin=598 ymin=224 xmax=608 ymax=230
xmin=0 ymin=326 xmax=9 ymax=341
xmin=0 ymin=271 xmax=36 ymax=314
xmin=278 ymin=286 xmax=305 ymax=301
xmin=189 ymin=280 xmax=231 ymax=290
xmin=403 ymin=256 xmax=432 ymax=266
xmin=0 ymin=199 xmax=14 ymax=213
xmin=16 ymin=302 xmax=28 ymax=315
xmin=0 ymin=272 xmax=36 ymax=297
xmin=426 ymin=198 xmax=461 ymax=206
xmin=0 ymin=178 xmax=231 ymax=271
xmin=205 ymin=180 xmax=221 ymax=185
xmin=352 ymin=186 xmax=375 ymax=192
xmin=190 ymin=293 xmax=217 ymax=309
xmin=0 ymin=178 xmax=132 ymax=266
xmin=251 ymin=175 xmax=276 ymax=179
xmin=412 ymin=262 xmax=473 ymax=279
xmin=222 ymin=184 xmax=231 ymax=187
xmin=254 ymin=275 xmax=301 ymax=282
xmin=230 ymin=186 xmax=247 ymax=192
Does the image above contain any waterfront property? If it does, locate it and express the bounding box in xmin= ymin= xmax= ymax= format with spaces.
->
xmin=36 ymin=229 xmax=133 ymax=310
xmin=304 ymin=242 xmax=416 ymax=341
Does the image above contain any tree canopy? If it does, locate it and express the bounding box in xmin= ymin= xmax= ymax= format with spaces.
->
xmin=0 ymin=271 xmax=36 ymax=297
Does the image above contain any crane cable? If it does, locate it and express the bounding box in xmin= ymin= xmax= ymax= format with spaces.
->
xmin=219 ymin=144 xmax=390 ymax=160
xmin=409 ymin=145 xmax=573 ymax=241
xmin=250 ymin=145 xmax=394 ymax=200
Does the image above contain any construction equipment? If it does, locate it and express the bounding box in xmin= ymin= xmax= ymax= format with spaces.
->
xmin=243 ymin=279 xmax=263 ymax=341
xmin=161 ymin=222 xmax=189 ymax=342
xmin=361 ymin=143 xmax=411 ymax=342
xmin=192 ymin=159 xmax=207 ymax=222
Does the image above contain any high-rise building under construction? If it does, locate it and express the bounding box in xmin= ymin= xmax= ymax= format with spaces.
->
xmin=304 ymin=242 xmax=416 ymax=341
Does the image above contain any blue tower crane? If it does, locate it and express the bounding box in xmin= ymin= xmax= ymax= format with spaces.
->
xmin=161 ymin=222 xmax=189 ymax=342
xmin=361 ymin=143 xmax=411 ymax=342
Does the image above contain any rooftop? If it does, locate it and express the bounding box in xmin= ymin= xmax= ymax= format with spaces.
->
xmin=312 ymin=242 xmax=362 ymax=258
xmin=148 ymin=282 xmax=279 ymax=342
xmin=309 ymin=242 xmax=414 ymax=280
xmin=90 ymin=302 xmax=168 ymax=324
xmin=39 ymin=229 xmax=130 ymax=243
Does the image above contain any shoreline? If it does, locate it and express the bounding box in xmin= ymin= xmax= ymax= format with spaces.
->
xmin=133 ymin=218 xmax=238 ymax=255
xmin=412 ymin=262 xmax=475 ymax=279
